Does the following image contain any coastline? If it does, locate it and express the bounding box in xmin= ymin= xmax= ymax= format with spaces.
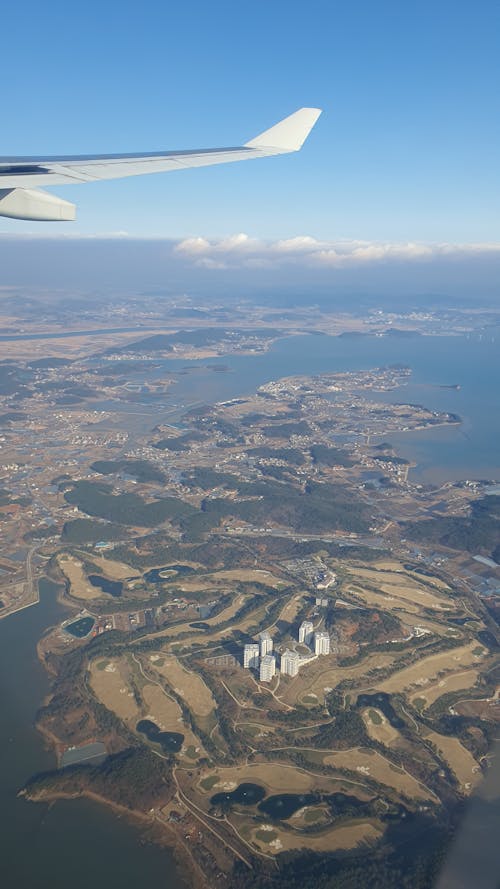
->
xmin=20 ymin=786 xmax=209 ymax=889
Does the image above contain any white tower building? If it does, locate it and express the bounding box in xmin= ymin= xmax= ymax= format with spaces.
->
xmin=243 ymin=643 xmax=260 ymax=669
xmin=298 ymin=620 xmax=314 ymax=646
xmin=259 ymin=654 xmax=276 ymax=682
xmin=259 ymin=631 xmax=273 ymax=657
xmin=281 ymin=649 xmax=300 ymax=677
xmin=314 ymin=631 xmax=330 ymax=656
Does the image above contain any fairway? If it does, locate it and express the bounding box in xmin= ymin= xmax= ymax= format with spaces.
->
xmin=197 ymin=761 xmax=367 ymax=797
xmin=58 ymin=554 xmax=102 ymax=600
xmin=85 ymin=554 xmax=136 ymax=580
xmin=346 ymin=565 xmax=453 ymax=612
xmin=374 ymin=642 xmax=484 ymax=696
xmin=170 ymin=568 xmax=284 ymax=593
xmin=280 ymin=651 xmax=398 ymax=706
xmin=362 ymin=708 xmax=401 ymax=746
xmin=278 ymin=593 xmax=305 ymax=625
xmin=424 ymin=730 xmax=481 ymax=790
xmin=410 ymin=668 xmax=480 ymax=709
xmin=324 ymin=748 xmax=435 ymax=800
xmin=149 ymin=653 xmax=216 ymax=718
xmin=250 ymin=820 xmax=382 ymax=854
xmin=142 ymin=683 xmax=184 ymax=731
xmin=89 ymin=657 xmax=139 ymax=721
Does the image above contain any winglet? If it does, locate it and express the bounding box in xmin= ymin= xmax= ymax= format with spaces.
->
xmin=245 ymin=107 xmax=322 ymax=152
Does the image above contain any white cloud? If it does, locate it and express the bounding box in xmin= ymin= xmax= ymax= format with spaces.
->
xmin=174 ymin=234 xmax=500 ymax=269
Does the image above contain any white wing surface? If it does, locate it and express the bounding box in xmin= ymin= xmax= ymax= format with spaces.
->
xmin=0 ymin=107 xmax=321 ymax=221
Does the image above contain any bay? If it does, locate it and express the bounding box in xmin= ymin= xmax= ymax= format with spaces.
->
xmin=0 ymin=579 xmax=187 ymax=889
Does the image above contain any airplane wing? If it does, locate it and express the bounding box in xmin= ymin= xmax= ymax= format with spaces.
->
xmin=0 ymin=107 xmax=321 ymax=221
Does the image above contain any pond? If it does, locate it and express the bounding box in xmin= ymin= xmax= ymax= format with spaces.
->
xmin=144 ymin=565 xmax=195 ymax=584
xmin=210 ymin=783 xmax=266 ymax=808
xmin=324 ymin=792 xmax=369 ymax=817
xmin=258 ymin=793 xmax=319 ymax=820
xmin=136 ymin=720 xmax=184 ymax=753
xmin=356 ymin=692 xmax=406 ymax=729
xmin=65 ymin=616 xmax=95 ymax=638
xmin=88 ymin=575 xmax=123 ymax=597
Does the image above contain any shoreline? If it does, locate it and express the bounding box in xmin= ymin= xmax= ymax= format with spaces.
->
xmin=0 ymin=592 xmax=39 ymax=623
xmin=20 ymin=785 xmax=209 ymax=889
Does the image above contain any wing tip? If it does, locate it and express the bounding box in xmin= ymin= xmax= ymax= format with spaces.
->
xmin=245 ymin=107 xmax=322 ymax=152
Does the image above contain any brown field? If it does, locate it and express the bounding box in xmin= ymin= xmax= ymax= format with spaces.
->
xmin=249 ymin=820 xmax=382 ymax=854
xmin=410 ymin=668 xmax=480 ymax=709
xmin=89 ymin=657 xmax=139 ymax=721
xmin=58 ymin=554 xmax=103 ymax=600
xmin=362 ymin=709 xmax=401 ymax=746
xmin=148 ymin=654 xmax=216 ymax=718
xmin=424 ymin=730 xmax=481 ymax=790
xmin=324 ymin=748 xmax=435 ymax=800
xmin=374 ymin=643 xmax=485 ymax=696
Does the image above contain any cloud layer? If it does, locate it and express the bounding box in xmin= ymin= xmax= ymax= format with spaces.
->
xmin=175 ymin=233 xmax=500 ymax=269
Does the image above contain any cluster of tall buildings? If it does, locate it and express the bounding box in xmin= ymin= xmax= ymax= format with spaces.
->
xmin=243 ymin=632 xmax=276 ymax=681
xmin=243 ymin=621 xmax=330 ymax=682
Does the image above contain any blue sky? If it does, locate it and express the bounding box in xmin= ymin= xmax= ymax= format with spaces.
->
xmin=0 ymin=0 xmax=499 ymax=243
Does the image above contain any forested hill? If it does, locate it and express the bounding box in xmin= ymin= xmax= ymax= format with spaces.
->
xmin=403 ymin=495 xmax=500 ymax=560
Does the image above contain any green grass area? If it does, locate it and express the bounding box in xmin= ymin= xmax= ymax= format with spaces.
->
xmin=301 ymin=750 xmax=326 ymax=766
xmin=239 ymin=724 xmax=261 ymax=738
xmin=413 ymin=697 xmax=426 ymax=711
xmin=302 ymin=694 xmax=319 ymax=705
xmin=96 ymin=660 xmax=110 ymax=671
xmin=255 ymin=829 xmax=278 ymax=843
xmin=200 ymin=775 xmax=220 ymax=791
xmin=303 ymin=808 xmax=325 ymax=824
xmin=184 ymin=745 xmax=198 ymax=760
xmin=473 ymin=646 xmax=485 ymax=656
xmin=368 ymin=709 xmax=382 ymax=725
